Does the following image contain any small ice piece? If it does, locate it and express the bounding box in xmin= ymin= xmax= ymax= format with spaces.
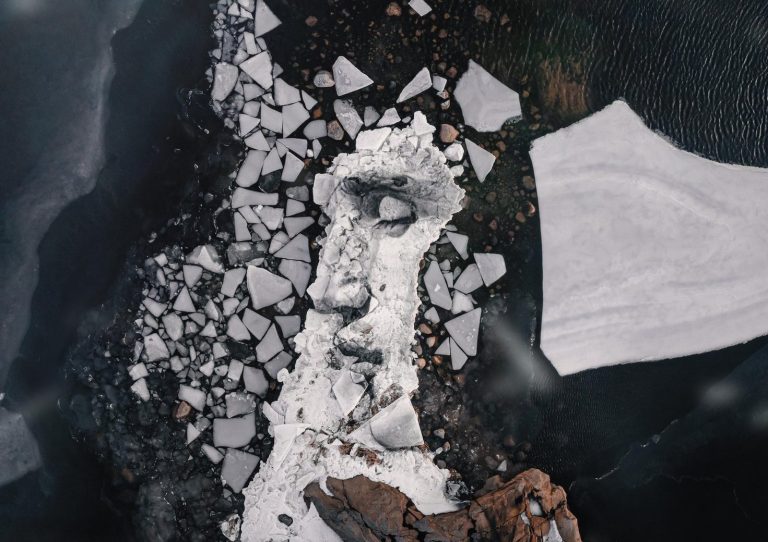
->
xmin=243 ymin=83 xmax=264 ymax=101
xmin=228 ymin=359 xmax=245 ymax=382
xmin=239 ymin=51 xmax=273 ymax=89
xmin=450 ymin=339 xmax=469 ymax=370
xmin=256 ymin=324 xmax=282 ymax=362
xmin=200 ymin=321 xmax=217 ymax=338
xmin=243 ymin=31 xmax=259 ymax=54
xmin=454 ymin=263 xmax=483 ymax=293
xmin=377 ymin=107 xmax=401 ymax=127
xmin=231 ymin=188 xmax=279 ymax=208
xmin=273 ymin=78 xmax=300 ymax=105
xmin=227 ymin=2 xmax=241 ymax=16
xmin=213 ymin=413 xmax=256 ymax=448
xmin=187 ymin=245 xmax=224 ymax=274
xmin=269 ymin=231 xmax=289 ymax=253
xmin=435 ymin=338 xmax=451 ymax=356
xmin=274 ymin=315 xmax=301 ymax=337
xmin=408 ymin=0 xmax=432 ymax=16
xmin=173 ymin=286 xmax=196 ymax=313
xmin=213 ymin=342 xmax=230 ymax=360
xmin=465 ymin=139 xmax=496 ymax=182
xmin=286 ymin=185 xmax=310 ymax=201
xmin=278 ymin=260 xmax=312 ymax=296
xmin=474 ymin=253 xmax=506 ymax=286
xmin=264 ymin=351 xmax=292 ymax=378
xmin=221 ymin=268 xmax=247 ymax=297
xmin=397 ymin=67 xmax=432 ymax=102
xmin=227 ymin=315 xmax=251 ymax=341
xmin=424 ymin=261 xmax=452 ymax=309
xmin=313 ymin=173 xmax=338 ymax=206
xmin=370 ymin=395 xmax=423 ymax=449
xmin=226 ymin=392 xmax=257 ymax=418
xmin=355 ymin=127 xmax=392 ymax=152
xmin=432 ymin=75 xmax=447 ymax=92
xmin=363 ymin=106 xmax=380 ymax=127
xmin=236 ymin=150 xmax=267 ymax=187
xmin=234 ymin=213 xmax=251 ymax=242
xmin=221 ymin=449 xmax=259 ymax=493
xmin=242 ymin=308 xmax=270 ymax=339
xmin=261 ymin=148 xmax=283 ymax=178
xmin=239 ymin=113 xmax=260 ymax=137
xmin=283 ymin=216 xmax=314 ymax=238
xmin=245 ymin=130 xmax=270 ymax=151
xmin=205 ymin=299 xmax=222 ymax=321
xmin=243 ymin=101 xmax=261 ymax=117
xmin=312 ymin=139 xmax=322 ymax=157
xmin=282 ymin=102 xmax=310 ymax=136
xmin=260 ymin=104 xmax=282 ymax=133
xmin=332 ymin=369 xmax=368 ymax=416
xmin=275 ymin=297 xmax=295 ymax=314
xmin=179 ymin=385 xmax=207 ymax=411
xmin=313 ymin=70 xmax=334 ymax=88
xmin=455 ymin=60 xmax=522 ymax=131
xmin=333 ymin=99 xmax=363 ymax=139
xmin=243 ymin=366 xmax=269 ymax=397
xmin=247 ymin=266 xmax=293 ymax=309
xmin=144 ymin=333 xmax=169 ymax=361
xmin=161 ymin=312 xmax=183 ymax=341
xmin=200 ymin=358 xmax=215 ymax=377
xmin=443 ymin=142 xmax=464 ymax=162
xmin=186 ymin=423 xmax=201 ymax=444
xmin=212 ymin=63 xmax=239 ymax=101
xmin=128 ymin=362 xmax=149 ymax=381
xmin=424 ymin=307 xmax=440 ymax=324
xmin=277 ymin=138 xmax=307 ymax=157
xmin=332 ymin=56 xmax=373 ymax=96
xmin=202 ymin=444 xmax=223 ymax=464
xmin=446 ymin=231 xmax=469 ymax=259
xmin=142 ymin=298 xmax=166 ymax=318
xmin=301 ymin=90 xmax=317 ymax=110
xmin=303 ymin=119 xmax=327 ymax=139
xmin=285 ymin=199 xmax=305 ymax=217
xmin=183 ymin=265 xmax=203 ymax=288
xmin=451 ymin=291 xmax=475 ymax=314
xmin=131 ymin=378 xmax=150 ymax=402
xmin=281 ymin=152 xmax=304 ymax=182
xmin=444 ymin=308 xmax=481 ymax=356
xmin=274 ymin=234 xmax=311 ymax=262
xmin=253 ymin=0 xmax=281 ymax=36
xmin=411 ymin=111 xmax=435 ymax=136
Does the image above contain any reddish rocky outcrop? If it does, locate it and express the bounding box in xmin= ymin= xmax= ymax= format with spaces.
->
xmin=304 ymin=469 xmax=582 ymax=542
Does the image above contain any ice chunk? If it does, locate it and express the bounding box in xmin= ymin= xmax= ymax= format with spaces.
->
xmin=355 ymin=127 xmax=392 ymax=152
xmin=450 ymin=339 xmax=469 ymax=370
xmin=261 ymin=148 xmax=283 ymax=177
xmin=432 ymin=75 xmax=447 ymax=92
xmin=424 ymin=261 xmax=452 ymax=310
xmin=187 ymin=245 xmax=224 ymax=274
xmin=226 ymin=392 xmax=257 ymax=418
xmin=273 ymin=78 xmax=300 ymax=105
xmin=435 ymin=338 xmax=451 ymax=356
xmin=173 ymin=286 xmax=196 ymax=313
xmin=256 ymin=324 xmax=282 ymax=362
xmin=443 ymin=142 xmax=464 ymax=162
xmin=277 ymin=138 xmax=307 ymax=157
xmin=474 ymin=252 xmax=506 ymax=286
xmin=202 ymin=444 xmax=223 ymax=464
xmin=275 ymin=297 xmax=295 ymax=314
xmin=465 ymin=139 xmax=496 ymax=182
xmin=281 ymin=152 xmax=304 ymax=182
xmin=242 ymin=308 xmax=271 ymax=339
xmin=213 ymin=413 xmax=256 ymax=447
xmin=282 ymin=102 xmax=310 ymax=136
xmin=253 ymin=0 xmax=282 ymax=37
xmin=130 ymin=378 xmax=150 ymax=402
xmin=236 ymin=150 xmax=267 ymax=187
xmin=454 ymin=263 xmax=483 ymax=293
xmin=408 ymin=0 xmax=432 ymax=16
xmin=283 ymin=216 xmax=314 ymax=238
xmin=247 ymin=266 xmax=292 ymax=309
xmin=239 ymin=51 xmax=273 ymax=89
xmin=161 ymin=313 xmax=183 ymax=341
xmin=397 ymin=67 xmax=432 ymax=102
xmin=231 ymin=188 xmax=279 ymax=208
xmin=332 ymin=56 xmax=373 ymax=96
xmin=227 ymin=315 xmax=251 ymax=341
xmin=274 ymin=234 xmax=311 ymax=262
xmin=221 ymin=268 xmax=247 ymax=297
xmin=377 ymin=107 xmax=401 ymax=127
xmin=446 ymin=232 xmax=469 ymax=259
xmin=264 ymin=351 xmax=292 ymax=378
xmin=444 ymin=308 xmax=481 ymax=356
xmin=301 ymin=90 xmax=317 ymax=111
xmin=363 ymin=106 xmax=380 ymax=127
xmin=455 ymin=60 xmax=522 ymax=131
xmin=274 ymin=315 xmax=301 ymax=338
xmin=212 ymin=63 xmax=239 ymax=101
xmin=128 ymin=362 xmax=149 ymax=381
xmin=142 ymin=298 xmax=166 ymax=318
xmin=245 ymin=130 xmax=270 ymax=151
xmin=221 ymin=449 xmax=259 ymax=493
xmin=370 ymin=395 xmax=423 ymax=449
xmin=234 ymin=212 xmax=251 ymax=241
xmin=333 ymin=99 xmax=363 ymax=139
xmin=243 ymin=366 xmax=269 ymax=397
xmin=285 ymin=199 xmax=305 ymax=217
xmin=179 ymin=385 xmax=206 ymax=412
xmin=278 ymin=259 xmax=312 ymax=296
xmin=424 ymin=307 xmax=440 ymax=324
xmin=313 ymin=173 xmax=338 ymax=206
xmin=144 ymin=333 xmax=169 ymax=361
xmin=239 ymin=113 xmax=261 ymax=137
xmin=183 ymin=265 xmax=203 ymax=288
xmin=451 ymin=291 xmax=475 ymax=314
xmin=186 ymin=423 xmax=201 ymax=444
xmin=260 ymin=104 xmax=282 ymax=133
xmin=332 ymin=369 xmax=368 ymax=416
xmin=303 ymin=119 xmax=327 ymax=139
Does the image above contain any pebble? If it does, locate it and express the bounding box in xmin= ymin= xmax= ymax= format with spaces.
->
xmin=474 ymin=4 xmax=492 ymax=23
xmin=327 ymin=120 xmax=344 ymax=140
xmin=386 ymin=2 xmax=402 ymax=16
xmin=439 ymin=124 xmax=459 ymax=143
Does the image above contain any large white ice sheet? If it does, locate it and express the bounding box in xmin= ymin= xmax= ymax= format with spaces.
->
xmin=532 ymin=100 xmax=768 ymax=375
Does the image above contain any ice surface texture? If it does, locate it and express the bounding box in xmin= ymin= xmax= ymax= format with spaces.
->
xmin=532 ymin=100 xmax=768 ymax=375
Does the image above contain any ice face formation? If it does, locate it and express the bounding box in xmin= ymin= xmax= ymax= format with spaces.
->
xmin=241 ymin=117 xmax=465 ymax=540
xmin=532 ymin=100 xmax=768 ymax=375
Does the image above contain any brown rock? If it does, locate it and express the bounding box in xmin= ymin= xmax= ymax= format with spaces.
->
xmin=305 ymin=15 xmax=318 ymax=26
xmin=474 ymin=4 xmax=492 ymax=23
xmin=418 ymin=323 xmax=432 ymax=335
xmin=386 ymin=2 xmax=402 ymax=16
xmin=327 ymin=120 xmax=344 ymax=141
xmin=173 ymin=400 xmax=192 ymax=421
xmin=305 ymin=469 xmax=582 ymax=542
xmin=440 ymin=123 xmax=459 ymax=143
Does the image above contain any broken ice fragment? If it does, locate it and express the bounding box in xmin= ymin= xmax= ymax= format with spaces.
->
xmin=274 ymin=315 xmax=300 ymax=338
xmin=465 ymin=139 xmax=496 ymax=182
xmin=187 ymin=245 xmax=224 ymax=273
xmin=144 ymin=333 xmax=170 ymax=361
xmin=454 ymin=263 xmax=483 ymax=294
xmin=408 ymin=0 xmax=432 ymax=16
xmin=239 ymin=114 xmax=260 ymax=137
xmin=424 ymin=307 xmax=440 ymax=324
xmin=435 ymin=338 xmax=451 ymax=356
xmin=332 ymin=56 xmax=373 ymax=96
xmin=363 ymin=106 xmax=380 ymax=127
xmin=221 ymin=268 xmax=247 ymax=297
xmin=283 ymin=216 xmax=314 ymax=238
xmin=281 ymin=152 xmax=304 ymax=182
xmin=213 ymin=413 xmax=256 ymax=448
xmin=370 ymin=396 xmax=423 ymax=449
xmin=256 ymin=324 xmax=282 ymax=362
xmin=313 ymin=173 xmax=339 ymax=206
xmin=282 ymin=102 xmax=310 ymax=136
xmin=236 ymin=150 xmax=267 ymax=187
xmin=273 ymin=78 xmax=300 ymax=105
xmin=245 ymin=130 xmax=270 ymax=151
xmin=264 ymin=351 xmax=292 ymax=378
xmin=186 ymin=423 xmax=201 ymax=444
xmin=227 ymin=315 xmax=251 ymax=341
xmin=202 ymin=444 xmax=223 ymax=464
xmin=212 ymin=63 xmax=239 ymax=101
xmin=278 ymin=260 xmax=311 ymax=296
xmin=274 ymin=234 xmax=311 ymax=262
xmin=285 ymin=199 xmax=305 ymax=217
xmin=226 ymin=392 xmax=257 ymax=418
xmin=231 ymin=188 xmax=278 ymax=208
xmin=444 ymin=308 xmax=481 ymax=356
xmin=142 ymin=298 xmax=166 ymax=318
xmin=443 ymin=142 xmax=464 ymax=162
xmin=455 ymin=60 xmax=522 ymax=131
xmin=474 ymin=253 xmax=506 ymax=286
xmin=450 ymin=339 xmax=469 ymax=370
xmin=260 ymin=104 xmax=282 ymax=133
xmin=173 ymin=286 xmax=196 ymax=313
xmin=301 ymin=90 xmax=317 ymax=111
xmin=424 ymin=261 xmax=452 ymax=310
xmin=397 ymin=67 xmax=432 ymax=102
xmin=243 ymin=366 xmax=269 ymax=397
xmin=242 ymin=308 xmax=270 ymax=340
xmin=355 ymin=127 xmax=392 ymax=152
xmin=451 ymin=291 xmax=475 ymax=314
xmin=377 ymin=107 xmax=401 ymax=127
xmin=432 ymin=75 xmax=447 ymax=92
xmin=446 ymin=231 xmax=469 ymax=259
xmin=332 ymin=370 xmax=368 ymax=416
xmin=183 ymin=264 xmax=203 ymax=288
xmin=161 ymin=313 xmax=184 ymax=341
xmin=131 ymin=378 xmax=150 ymax=402
xmin=239 ymin=51 xmax=273 ymax=89
xmin=247 ymin=266 xmax=293 ymax=309
xmin=303 ymin=119 xmax=327 ymax=139
xmin=179 ymin=385 xmax=207 ymax=412
xmin=333 ymin=99 xmax=363 ymax=139
xmin=253 ymin=0 xmax=282 ymax=37
xmin=221 ymin=449 xmax=259 ymax=493
xmin=271 ymin=424 xmax=311 ymax=469
xmin=128 ymin=363 xmax=149 ymax=381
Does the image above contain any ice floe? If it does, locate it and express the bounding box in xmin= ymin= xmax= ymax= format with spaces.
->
xmin=454 ymin=60 xmax=521 ymax=131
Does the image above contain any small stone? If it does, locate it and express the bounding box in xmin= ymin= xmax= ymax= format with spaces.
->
xmin=440 ymin=124 xmax=459 ymax=143
xmin=474 ymin=4 xmax=492 ymax=22
xmin=173 ymin=401 xmax=193 ymax=421
xmin=278 ymin=514 xmax=294 ymax=526
xmin=305 ymin=15 xmax=318 ymax=26
xmin=386 ymin=2 xmax=401 ymax=16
